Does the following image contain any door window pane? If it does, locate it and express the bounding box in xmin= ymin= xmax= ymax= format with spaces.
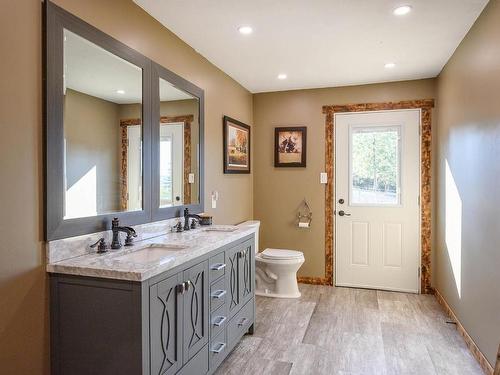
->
xmin=350 ymin=126 xmax=401 ymax=205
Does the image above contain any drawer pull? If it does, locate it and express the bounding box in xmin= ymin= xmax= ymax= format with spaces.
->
xmin=237 ymin=317 xmax=248 ymax=327
xmin=210 ymin=263 xmax=226 ymax=271
xmin=210 ymin=342 xmax=226 ymax=354
xmin=212 ymin=316 xmax=227 ymax=327
xmin=211 ymin=289 xmax=227 ymax=299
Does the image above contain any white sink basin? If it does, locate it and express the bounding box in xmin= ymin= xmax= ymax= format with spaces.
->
xmin=203 ymin=225 xmax=239 ymax=232
xmin=114 ymin=244 xmax=187 ymax=264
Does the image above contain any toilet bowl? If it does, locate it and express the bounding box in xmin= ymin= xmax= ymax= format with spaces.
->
xmin=255 ymin=248 xmax=304 ymax=299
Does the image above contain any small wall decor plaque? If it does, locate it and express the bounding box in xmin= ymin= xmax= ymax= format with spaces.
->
xmin=223 ymin=116 xmax=251 ymax=174
xmin=274 ymin=126 xmax=307 ymax=167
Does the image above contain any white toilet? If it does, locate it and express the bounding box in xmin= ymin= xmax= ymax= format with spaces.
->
xmin=255 ymin=249 xmax=304 ymax=298
xmin=237 ymin=220 xmax=305 ymax=299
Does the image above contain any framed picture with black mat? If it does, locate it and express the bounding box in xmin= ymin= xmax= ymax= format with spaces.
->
xmin=223 ymin=116 xmax=251 ymax=174
xmin=274 ymin=126 xmax=307 ymax=167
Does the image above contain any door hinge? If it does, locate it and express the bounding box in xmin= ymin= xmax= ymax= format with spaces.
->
xmin=418 ymin=267 xmax=421 ymax=278
xmin=418 ymin=195 xmax=420 ymax=205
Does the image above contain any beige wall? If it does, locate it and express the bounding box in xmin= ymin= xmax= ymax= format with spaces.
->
xmin=0 ymin=0 xmax=252 ymax=373
xmin=253 ymin=79 xmax=436 ymax=278
xmin=64 ymin=89 xmax=121 ymax=213
xmin=435 ymin=0 xmax=500 ymax=366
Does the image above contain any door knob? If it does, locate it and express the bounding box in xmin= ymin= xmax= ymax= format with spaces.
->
xmin=338 ymin=210 xmax=351 ymax=217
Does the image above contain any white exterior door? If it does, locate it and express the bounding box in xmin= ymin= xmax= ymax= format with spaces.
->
xmin=159 ymin=122 xmax=184 ymax=207
xmin=335 ymin=110 xmax=420 ymax=293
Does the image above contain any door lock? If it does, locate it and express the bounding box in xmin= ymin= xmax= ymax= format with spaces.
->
xmin=338 ymin=198 xmax=345 ymax=204
xmin=338 ymin=210 xmax=351 ymax=217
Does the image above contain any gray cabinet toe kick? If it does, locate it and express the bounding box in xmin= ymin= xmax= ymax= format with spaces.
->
xmin=50 ymin=234 xmax=255 ymax=375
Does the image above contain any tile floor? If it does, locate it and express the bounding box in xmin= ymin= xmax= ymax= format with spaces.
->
xmin=215 ymin=284 xmax=484 ymax=375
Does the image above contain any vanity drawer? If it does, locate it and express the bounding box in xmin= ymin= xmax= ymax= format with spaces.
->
xmin=209 ymin=329 xmax=227 ymax=371
xmin=210 ymin=304 xmax=227 ymax=338
xmin=210 ymin=276 xmax=227 ymax=312
xmin=227 ymin=298 xmax=254 ymax=345
xmin=209 ymin=252 xmax=226 ymax=282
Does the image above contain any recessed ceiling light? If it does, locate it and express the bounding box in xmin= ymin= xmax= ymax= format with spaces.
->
xmin=384 ymin=63 xmax=396 ymax=69
xmin=277 ymin=73 xmax=287 ymax=80
xmin=393 ymin=5 xmax=412 ymax=16
xmin=116 ymin=89 xmax=126 ymax=94
xmin=238 ymin=26 xmax=253 ymax=35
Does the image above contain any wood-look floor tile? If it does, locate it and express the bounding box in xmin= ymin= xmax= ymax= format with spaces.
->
xmin=381 ymin=322 xmax=437 ymax=375
xmin=216 ymin=285 xmax=484 ymax=375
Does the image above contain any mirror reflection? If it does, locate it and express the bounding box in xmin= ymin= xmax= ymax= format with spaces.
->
xmin=63 ymin=29 xmax=143 ymax=219
xmin=158 ymin=78 xmax=199 ymax=208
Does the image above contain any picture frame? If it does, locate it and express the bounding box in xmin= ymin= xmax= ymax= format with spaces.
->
xmin=274 ymin=126 xmax=307 ymax=167
xmin=223 ymin=116 xmax=251 ymax=174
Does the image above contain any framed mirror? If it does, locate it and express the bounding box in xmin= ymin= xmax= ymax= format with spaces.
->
xmin=151 ymin=64 xmax=204 ymax=221
xmin=45 ymin=3 xmax=152 ymax=240
xmin=45 ymin=3 xmax=205 ymax=240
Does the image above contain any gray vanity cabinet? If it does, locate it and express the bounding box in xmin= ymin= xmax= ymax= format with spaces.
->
xmin=150 ymin=274 xmax=183 ymax=375
xmin=50 ymin=234 xmax=254 ymax=375
xmin=227 ymin=241 xmax=254 ymax=318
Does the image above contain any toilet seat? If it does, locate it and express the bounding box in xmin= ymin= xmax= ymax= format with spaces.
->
xmin=260 ymin=248 xmax=304 ymax=260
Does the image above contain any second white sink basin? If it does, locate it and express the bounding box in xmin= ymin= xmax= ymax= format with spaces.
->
xmin=203 ymin=225 xmax=239 ymax=232
xmin=114 ymin=244 xmax=187 ymax=264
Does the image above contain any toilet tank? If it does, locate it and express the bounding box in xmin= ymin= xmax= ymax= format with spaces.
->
xmin=237 ymin=220 xmax=260 ymax=253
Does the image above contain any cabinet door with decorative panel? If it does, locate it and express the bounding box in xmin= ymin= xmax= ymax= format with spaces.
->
xmin=238 ymin=239 xmax=254 ymax=306
xmin=182 ymin=260 xmax=209 ymax=363
xmin=226 ymin=245 xmax=241 ymax=318
xmin=150 ymin=273 xmax=183 ymax=375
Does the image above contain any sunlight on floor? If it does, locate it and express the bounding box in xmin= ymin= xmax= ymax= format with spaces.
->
xmin=445 ymin=159 xmax=462 ymax=298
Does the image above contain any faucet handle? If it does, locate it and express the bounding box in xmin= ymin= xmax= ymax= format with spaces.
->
xmin=190 ymin=218 xmax=198 ymax=229
xmin=112 ymin=217 xmax=120 ymax=228
xmin=124 ymin=229 xmax=137 ymax=247
xmin=90 ymin=238 xmax=108 ymax=254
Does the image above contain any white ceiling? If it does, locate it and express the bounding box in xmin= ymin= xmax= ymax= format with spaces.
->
xmin=134 ymin=0 xmax=489 ymax=93
xmin=64 ymin=30 xmax=193 ymax=104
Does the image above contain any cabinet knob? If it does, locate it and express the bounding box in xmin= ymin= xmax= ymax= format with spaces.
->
xmin=176 ymin=283 xmax=186 ymax=294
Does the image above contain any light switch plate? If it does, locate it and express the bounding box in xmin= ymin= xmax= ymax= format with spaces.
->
xmin=188 ymin=173 xmax=195 ymax=183
xmin=211 ymin=191 xmax=218 ymax=209
xmin=320 ymin=172 xmax=328 ymax=184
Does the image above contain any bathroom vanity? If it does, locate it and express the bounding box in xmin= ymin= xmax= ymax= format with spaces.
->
xmin=43 ymin=2 xmax=257 ymax=373
xmin=48 ymin=227 xmax=255 ymax=375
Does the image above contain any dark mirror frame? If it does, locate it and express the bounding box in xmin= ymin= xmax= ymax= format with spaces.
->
xmin=44 ymin=2 xmax=204 ymax=240
xmin=151 ymin=63 xmax=205 ymax=222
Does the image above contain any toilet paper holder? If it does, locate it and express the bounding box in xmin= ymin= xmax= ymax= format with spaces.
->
xmin=297 ymin=199 xmax=312 ymax=228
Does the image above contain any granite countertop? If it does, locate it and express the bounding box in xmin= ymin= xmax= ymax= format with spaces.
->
xmin=46 ymin=225 xmax=256 ymax=282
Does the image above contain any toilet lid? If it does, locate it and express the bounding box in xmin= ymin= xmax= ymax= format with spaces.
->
xmin=261 ymin=248 xmax=304 ymax=260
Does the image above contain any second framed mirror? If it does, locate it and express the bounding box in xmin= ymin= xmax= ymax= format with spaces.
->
xmin=151 ymin=63 xmax=204 ymax=220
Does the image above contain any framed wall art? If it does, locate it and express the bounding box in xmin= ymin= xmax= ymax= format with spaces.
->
xmin=223 ymin=116 xmax=251 ymax=174
xmin=274 ymin=126 xmax=307 ymax=167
